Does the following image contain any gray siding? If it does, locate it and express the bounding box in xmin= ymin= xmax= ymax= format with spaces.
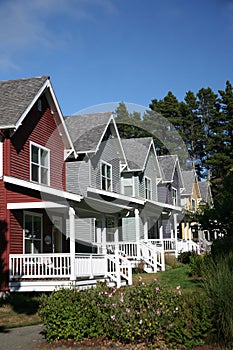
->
xmin=144 ymin=149 xmax=158 ymax=201
xmin=66 ymin=159 xmax=90 ymax=196
xmin=90 ymin=129 xmax=122 ymax=193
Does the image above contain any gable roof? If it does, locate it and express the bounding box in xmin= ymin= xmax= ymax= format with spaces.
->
xmin=158 ymin=155 xmax=184 ymax=190
xmin=0 ymin=76 xmax=74 ymax=153
xmin=0 ymin=76 xmax=48 ymax=128
xmin=121 ymin=137 xmax=153 ymax=171
xmin=182 ymin=169 xmax=200 ymax=197
xmin=64 ymin=112 xmax=127 ymax=163
xmin=198 ymin=181 xmax=213 ymax=204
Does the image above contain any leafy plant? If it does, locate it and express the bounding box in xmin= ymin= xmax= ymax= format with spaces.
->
xmin=39 ymin=279 xmax=213 ymax=348
xmin=202 ymin=252 xmax=233 ymax=348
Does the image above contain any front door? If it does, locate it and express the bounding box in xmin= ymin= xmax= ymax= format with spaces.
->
xmin=24 ymin=211 xmax=42 ymax=253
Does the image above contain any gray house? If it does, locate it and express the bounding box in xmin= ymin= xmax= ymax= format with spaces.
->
xmin=64 ymin=112 xmax=142 ymax=253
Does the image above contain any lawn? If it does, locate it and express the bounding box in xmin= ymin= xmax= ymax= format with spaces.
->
xmin=0 ymin=264 xmax=202 ymax=329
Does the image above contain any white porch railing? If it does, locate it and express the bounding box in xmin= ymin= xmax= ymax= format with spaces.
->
xmin=9 ymin=253 xmax=71 ymax=279
xmin=176 ymin=239 xmax=200 ymax=254
xmin=9 ymin=252 xmax=133 ymax=288
xmin=149 ymin=239 xmax=177 ymax=253
xmin=96 ymin=241 xmax=165 ymax=272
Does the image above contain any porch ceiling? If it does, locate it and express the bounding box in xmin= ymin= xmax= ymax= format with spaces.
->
xmin=74 ymin=195 xmax=135 ymax=218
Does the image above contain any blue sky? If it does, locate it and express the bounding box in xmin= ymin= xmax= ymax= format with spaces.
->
xmin=1 ymin=0 xmax=233 ymax=116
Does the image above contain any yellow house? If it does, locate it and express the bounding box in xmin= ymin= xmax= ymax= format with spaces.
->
xmin=180 ymin=169 xmax=201 ymax=240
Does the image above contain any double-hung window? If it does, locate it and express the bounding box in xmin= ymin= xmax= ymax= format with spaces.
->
xmin=30 ymin=142 xmax=50 ymax=185
xmin=145 ymin=177 xmax=152 ymax=200
xmin=172 ymin=187 xmax=177 ymax=206
xmin=101 ymin=162 xmax=112 ymax=191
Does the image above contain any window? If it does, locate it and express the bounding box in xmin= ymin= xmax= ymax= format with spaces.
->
xmin=172 ymin=187 xmax=177 ymax=205
xmin=145 ymin=177 xmax=152 ymax=200
xmin=191 ymin=198 xmax=196 ymax=211
xmin=124 ymin=185 xmax=133 ymax=196
xmin=31 ymin=142 xmax=49 ymax=185
xmin=24 ymin=212 xmax=42 ymax=253
xmin=101 ymin=162 xmax=112 ymax=191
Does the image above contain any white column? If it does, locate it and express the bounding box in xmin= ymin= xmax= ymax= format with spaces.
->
xmin=114 ymin=216 xmax=119 ymax=248
xmin=135 ymin=208 xmax=140 ymax=260
xmin=174 ymin=213 xmax=178 ymax=258
xmin=101 ymin=215 xmax=107 ymax=254
xmin=143 ymin=215 xmax=148 ymax=242
xmin=69 ymin=206 xmax=76 ymax=281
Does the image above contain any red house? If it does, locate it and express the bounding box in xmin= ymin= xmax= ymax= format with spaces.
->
xmin=0 ymin=76 xmax=82 ymax=292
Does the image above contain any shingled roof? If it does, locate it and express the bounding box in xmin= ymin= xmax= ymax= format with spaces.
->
xmin=158 ymin=155 xmax=178 ymax=182
xmin=182 ymin=169 xmax=197 ymax=195
xmin=121 ymin=137 xmax=153 ymax=171
xmin=64 ymin=112 xmax=115 ymax=153
xmin=0 ymin=76 xmax=48 ymax=128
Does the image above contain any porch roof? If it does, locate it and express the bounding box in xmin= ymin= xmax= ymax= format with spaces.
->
xmin=144 ymin=199 xmax=182 ymax=217
xmin=4 ymin=175 xmax=83 ymax=204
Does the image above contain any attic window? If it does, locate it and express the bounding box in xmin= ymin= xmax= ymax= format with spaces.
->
xmin=37 ymin=99 xmax=42 ymax=112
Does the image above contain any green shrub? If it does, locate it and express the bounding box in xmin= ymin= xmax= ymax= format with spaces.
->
xmin=211 ymin=236 xmax=233 ymax=259
xmin=39 ymin=279 xmax=213 ymax=348
xmin=165 ymin=253 xmax=178 ymax=269
xmin=178 ymin=251 xmax=195 ymax=264
xmin=188 ymin=254 xmax=205 ymax=277
xmin=202 ymin=252 xmax=233 ymax=348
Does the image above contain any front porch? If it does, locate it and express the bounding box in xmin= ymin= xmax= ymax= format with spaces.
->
xmin=9 ymin=239 xmax=167 ymax=292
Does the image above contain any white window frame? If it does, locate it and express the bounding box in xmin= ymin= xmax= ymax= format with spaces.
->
xmin=172 ymin=187 xmax=177 ymax=206
xmin=145 ymin=177 xmax=152 ymax=200
xmin=23 ymin=211 xmax=43 ymax=254
xmin=30 ymin=141 xmax=50 ymax=186
xmin=101 ymin=161 xmax=112 ymax=191
xmin=122 ymin=177 xmax=134 ymax=197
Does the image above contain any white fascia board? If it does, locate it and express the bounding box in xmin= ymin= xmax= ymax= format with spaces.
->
xmin=14 ymin=79 xmax=50 ymax=131
xmin=4 ymin=176 xmax=82 ymax=202
xmin=7 ymin=201 xmax=67 ymax=210
xmin=0 ymin=124 xmax=16 ymax=129
xmin=87 ymin=186 xmax=145 ymax=206
xmin=147 ymin=199 xmax=182 ymax=212
xmin=46 ymin=80 xmax=76 ymax=154
xmin=111 ymin=116 xmax=128 ymax=168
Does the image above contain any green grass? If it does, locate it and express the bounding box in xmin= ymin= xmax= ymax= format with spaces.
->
xmin=133 ymin=264 xmax=203 ymax=293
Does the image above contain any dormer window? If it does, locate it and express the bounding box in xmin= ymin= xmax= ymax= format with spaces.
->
xmin=30 ymin=142 xmax=50 ymax=185
xmin=101 ymin=161 xmax=112 ymax=191
xmin=145 ymin=177 xmax=152 ymax=200
xmin=172 ymin=187 xmax=177 ymax=206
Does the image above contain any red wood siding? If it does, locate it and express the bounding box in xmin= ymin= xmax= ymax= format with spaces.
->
xmin=9 ymin=94 xmax=66 ymax=190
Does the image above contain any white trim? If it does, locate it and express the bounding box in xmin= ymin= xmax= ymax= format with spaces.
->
xmin=30 ymin=141 xmax=50 ymax=186
xmin=4 ymin=175 xmax=82 ymax=202
xmin=15 ymin=79 xmax=49 ymax=130
xmin=100 ymin=160 xmax=112 ymax=191
xmin=144 ymin=176 xmax=152 ymax=200
xmin=172 ymin=187 xmax=177 ymax=206
xmin=23 ymin=211 xmax=43 ymax=254
xmin=7 ymin=201 xmax=67 ymax=210
xmin=87 ymin=186 xmax=144 ymax=205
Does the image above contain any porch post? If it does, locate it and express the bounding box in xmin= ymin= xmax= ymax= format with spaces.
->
xmin=101 ymin=215 xmax=107 ymax=254
xmin=174 ymin=213 xmax=178 ymax=258
xmin=159 ymin=217 xmax=165 ymax=271
xmin=143 ymin=215 xmax=148 ymax=242
xmin=114 ymin=217 xmax=119 ymax=248
xmin=69 ymin=206 xmax=76 ymax=281
xmin=135 ymin=208 xmax=140 ymax=260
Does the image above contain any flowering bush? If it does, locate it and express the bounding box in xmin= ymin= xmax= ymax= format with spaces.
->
xmin=39 ymin=278 xmax=213 ymax=348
